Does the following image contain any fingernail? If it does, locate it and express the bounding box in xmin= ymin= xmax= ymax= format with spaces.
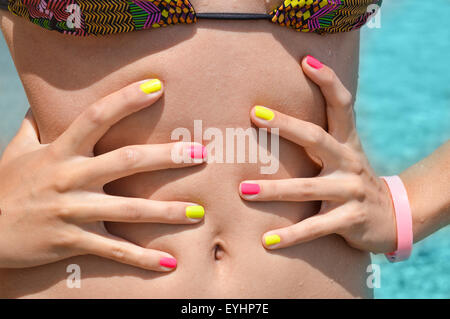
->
xmin=186 ymin=205 xmax=205 ymax=219
xmin=306 ymin=55 xmax=323 ymax=69
xmin=140 ymin=79 xmax=162 ymax=94
xmin=190 ymin=145 xmax=207 ymax=159
xmin=265 ymin=234 xmax=281 ymax=246
xmin=241 ymin=183 xmax=260 ymax=195
xmin=160 ymin=257 xmax=177 ymax=269
xmin=254 ymin=106 xmax=274 ymax=121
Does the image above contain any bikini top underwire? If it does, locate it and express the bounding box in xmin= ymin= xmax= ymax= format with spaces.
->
xmin=1 ymin=0 xmax=382 ymax=36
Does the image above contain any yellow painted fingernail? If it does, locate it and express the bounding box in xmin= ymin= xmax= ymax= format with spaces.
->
xmin=254 ymin=106 xmax=275 ymax=121
xmin=265 ymin=234 xmax=281 ymax=246
xmin=186 ymin=205 xmax=205 ymax=219
xmin=140 ymin=79 xmax=162 ymax=94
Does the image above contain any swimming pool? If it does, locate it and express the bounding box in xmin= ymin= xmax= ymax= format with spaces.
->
xmin=357 ymin=0 xmax=450 ymax=299
xmin=0 ymin=0 xmax=449 ymax=299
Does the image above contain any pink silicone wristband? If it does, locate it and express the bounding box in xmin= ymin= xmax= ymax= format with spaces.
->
xmin=381 ymin=176 xmax=413 ymax=262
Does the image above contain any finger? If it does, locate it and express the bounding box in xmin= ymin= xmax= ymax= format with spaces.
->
xmin=80 ymin=232 xmax=178 ymax=272
xmin=55 ymin=79 xmax=164 ymax=155
xmin=250 ymin=105 xmax=345 ymax=164
xmin=261 ymin=208 xmax=346 ymax=249
xmin=78 ymin=142 xmax=207 ymax=186
xmin=1 ymin=109 xmax=41 ymax=162
xmin=73 ymin=194 xmax=205 ymax=224
xmin=239 ymin=176 xmax=359 ymax=202
xmin=301 ymin=56 xmax=357 ymax=144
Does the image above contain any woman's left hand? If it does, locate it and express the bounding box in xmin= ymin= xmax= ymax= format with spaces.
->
xmin=239 ymin=55 xmax=397 ymax=254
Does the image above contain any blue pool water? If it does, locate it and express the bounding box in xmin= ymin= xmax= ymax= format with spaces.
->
xmin=0 ymin=0 xmax=449 ymax=298
xmin=357 ymin=0 xmax=450 ymax=298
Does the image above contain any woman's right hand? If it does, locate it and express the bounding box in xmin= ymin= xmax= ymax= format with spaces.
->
xmin=0 ymin=79 xmax=206 ymax=271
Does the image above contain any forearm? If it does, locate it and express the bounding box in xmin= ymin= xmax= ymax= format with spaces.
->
xmin=400 ymin=141 xmax=450 ymax=242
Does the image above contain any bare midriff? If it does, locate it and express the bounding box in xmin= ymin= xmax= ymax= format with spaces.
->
xmin=0 ymin=0 xmax=372 ymax=298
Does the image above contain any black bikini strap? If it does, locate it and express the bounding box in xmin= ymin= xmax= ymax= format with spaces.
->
xmin=196 ymin=13 xmax=272 ymax=20
xmin=0 ymin=0 xmax=8 ymax=10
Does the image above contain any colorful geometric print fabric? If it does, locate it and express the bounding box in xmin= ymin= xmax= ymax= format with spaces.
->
xmin=271 ymin=0 xmax=382 ymax=34
xmin=7 ymin=0 xmax=197 ymax=36
xmin=6 ymin=0 xmax=382 ymax=36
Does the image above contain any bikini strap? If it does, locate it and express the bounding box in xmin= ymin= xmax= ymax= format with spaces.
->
xmin=196 ymin=13 xmax=272 ymax=20
xmin=0 ymin=0 xmax=9 ymax=11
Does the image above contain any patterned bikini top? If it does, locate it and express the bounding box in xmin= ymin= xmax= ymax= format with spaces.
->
xmin=0 ymin=0 xmax=382 ymax=36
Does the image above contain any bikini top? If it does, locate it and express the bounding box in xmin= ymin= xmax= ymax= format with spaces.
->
xmin=0 ymin=0 xmax=382 ymax=36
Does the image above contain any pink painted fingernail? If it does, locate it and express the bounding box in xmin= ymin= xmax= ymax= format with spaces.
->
xmin=160 ymin=257 xmax=177 ymax=269
xmin=306 ymin=55 xmax=323 ymax=69
xmin=190 ymin=145 xmax=207 ymax=159
xmin=241 ymin=183 xmax=260 ymax=195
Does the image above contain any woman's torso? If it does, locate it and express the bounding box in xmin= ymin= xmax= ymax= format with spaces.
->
xmin=0 ymin=0 xmax=371 ymax=298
